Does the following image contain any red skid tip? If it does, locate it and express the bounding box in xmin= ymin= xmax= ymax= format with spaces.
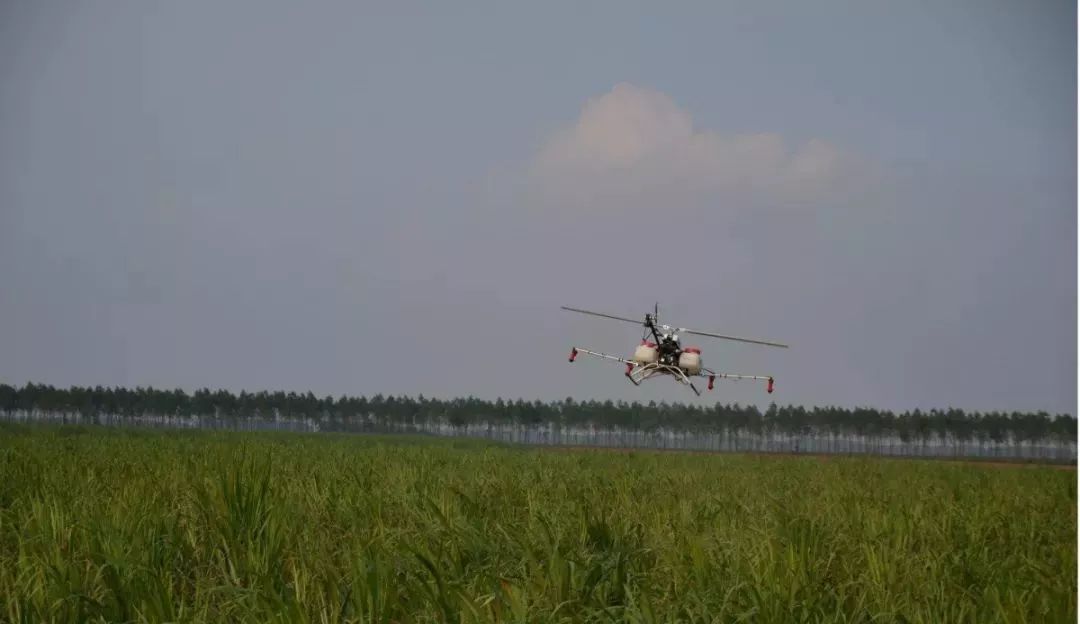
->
xmin=707 ymin=375 xmax=715 ymax=391
xmin=569 ymin=348 xmax=578 ymax=362
xmin=767 ymin=377 xmax=774 ymax=393
xmin=625 ymin=363 xmax=633 ymax=376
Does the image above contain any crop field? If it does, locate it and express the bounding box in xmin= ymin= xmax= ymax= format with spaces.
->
xmin=0 ymin=425 xmax=1074 ymax=623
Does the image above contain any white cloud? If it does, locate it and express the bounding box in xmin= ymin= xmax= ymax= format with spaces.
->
xmin=526 ymin=83 xmax=859 ymax=209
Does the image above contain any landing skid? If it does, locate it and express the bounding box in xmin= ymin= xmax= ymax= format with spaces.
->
xmin=626 ymin=363 xmax=700 ymax=396
xmin=568 ymin=346 xmax=773 ymax=396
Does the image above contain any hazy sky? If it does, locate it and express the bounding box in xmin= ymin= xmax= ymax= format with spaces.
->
xmin=1 ymin=1 xmax=1075 ymax=415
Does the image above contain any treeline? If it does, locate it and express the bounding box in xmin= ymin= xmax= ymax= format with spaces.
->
xmin=0 ymin=381 xmax=1075 ymax=445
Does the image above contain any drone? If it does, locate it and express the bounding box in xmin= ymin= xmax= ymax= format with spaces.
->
xmin=563 ymin=304 xmax=788 ymax=396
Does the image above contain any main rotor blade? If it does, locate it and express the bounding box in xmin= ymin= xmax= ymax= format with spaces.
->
xmin=560 ymin=306 xmax=644 ymax=326
xmin=681 ymin=328 xmax=789 ymax=348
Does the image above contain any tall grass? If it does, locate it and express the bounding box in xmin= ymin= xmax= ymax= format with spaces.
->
xmin=0 ymin=424 xmax=1073 ymax=623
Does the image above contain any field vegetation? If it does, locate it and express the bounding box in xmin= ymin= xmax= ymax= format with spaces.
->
xmin=0 ymin=424 xmax=1074 ymax=623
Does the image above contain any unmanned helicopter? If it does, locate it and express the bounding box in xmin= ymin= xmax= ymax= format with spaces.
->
xmin=563 ymin=304 xmax=788 ymax=396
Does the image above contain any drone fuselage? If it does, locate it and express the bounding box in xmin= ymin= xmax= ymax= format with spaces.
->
xmin=656 ymin=335 xmax=680 ymax=366
xmin=644 ymin=316 xmax=687 ymax=368
xmin=563 ymin=304 xmax=780 ymax=396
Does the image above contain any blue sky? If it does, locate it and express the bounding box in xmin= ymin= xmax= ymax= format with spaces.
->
xmin=1 ymin=0 xmax=1075 ymax=414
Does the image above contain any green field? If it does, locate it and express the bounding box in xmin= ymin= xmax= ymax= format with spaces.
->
xmin=0 ymin=425 xmax=1074 ymax=623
